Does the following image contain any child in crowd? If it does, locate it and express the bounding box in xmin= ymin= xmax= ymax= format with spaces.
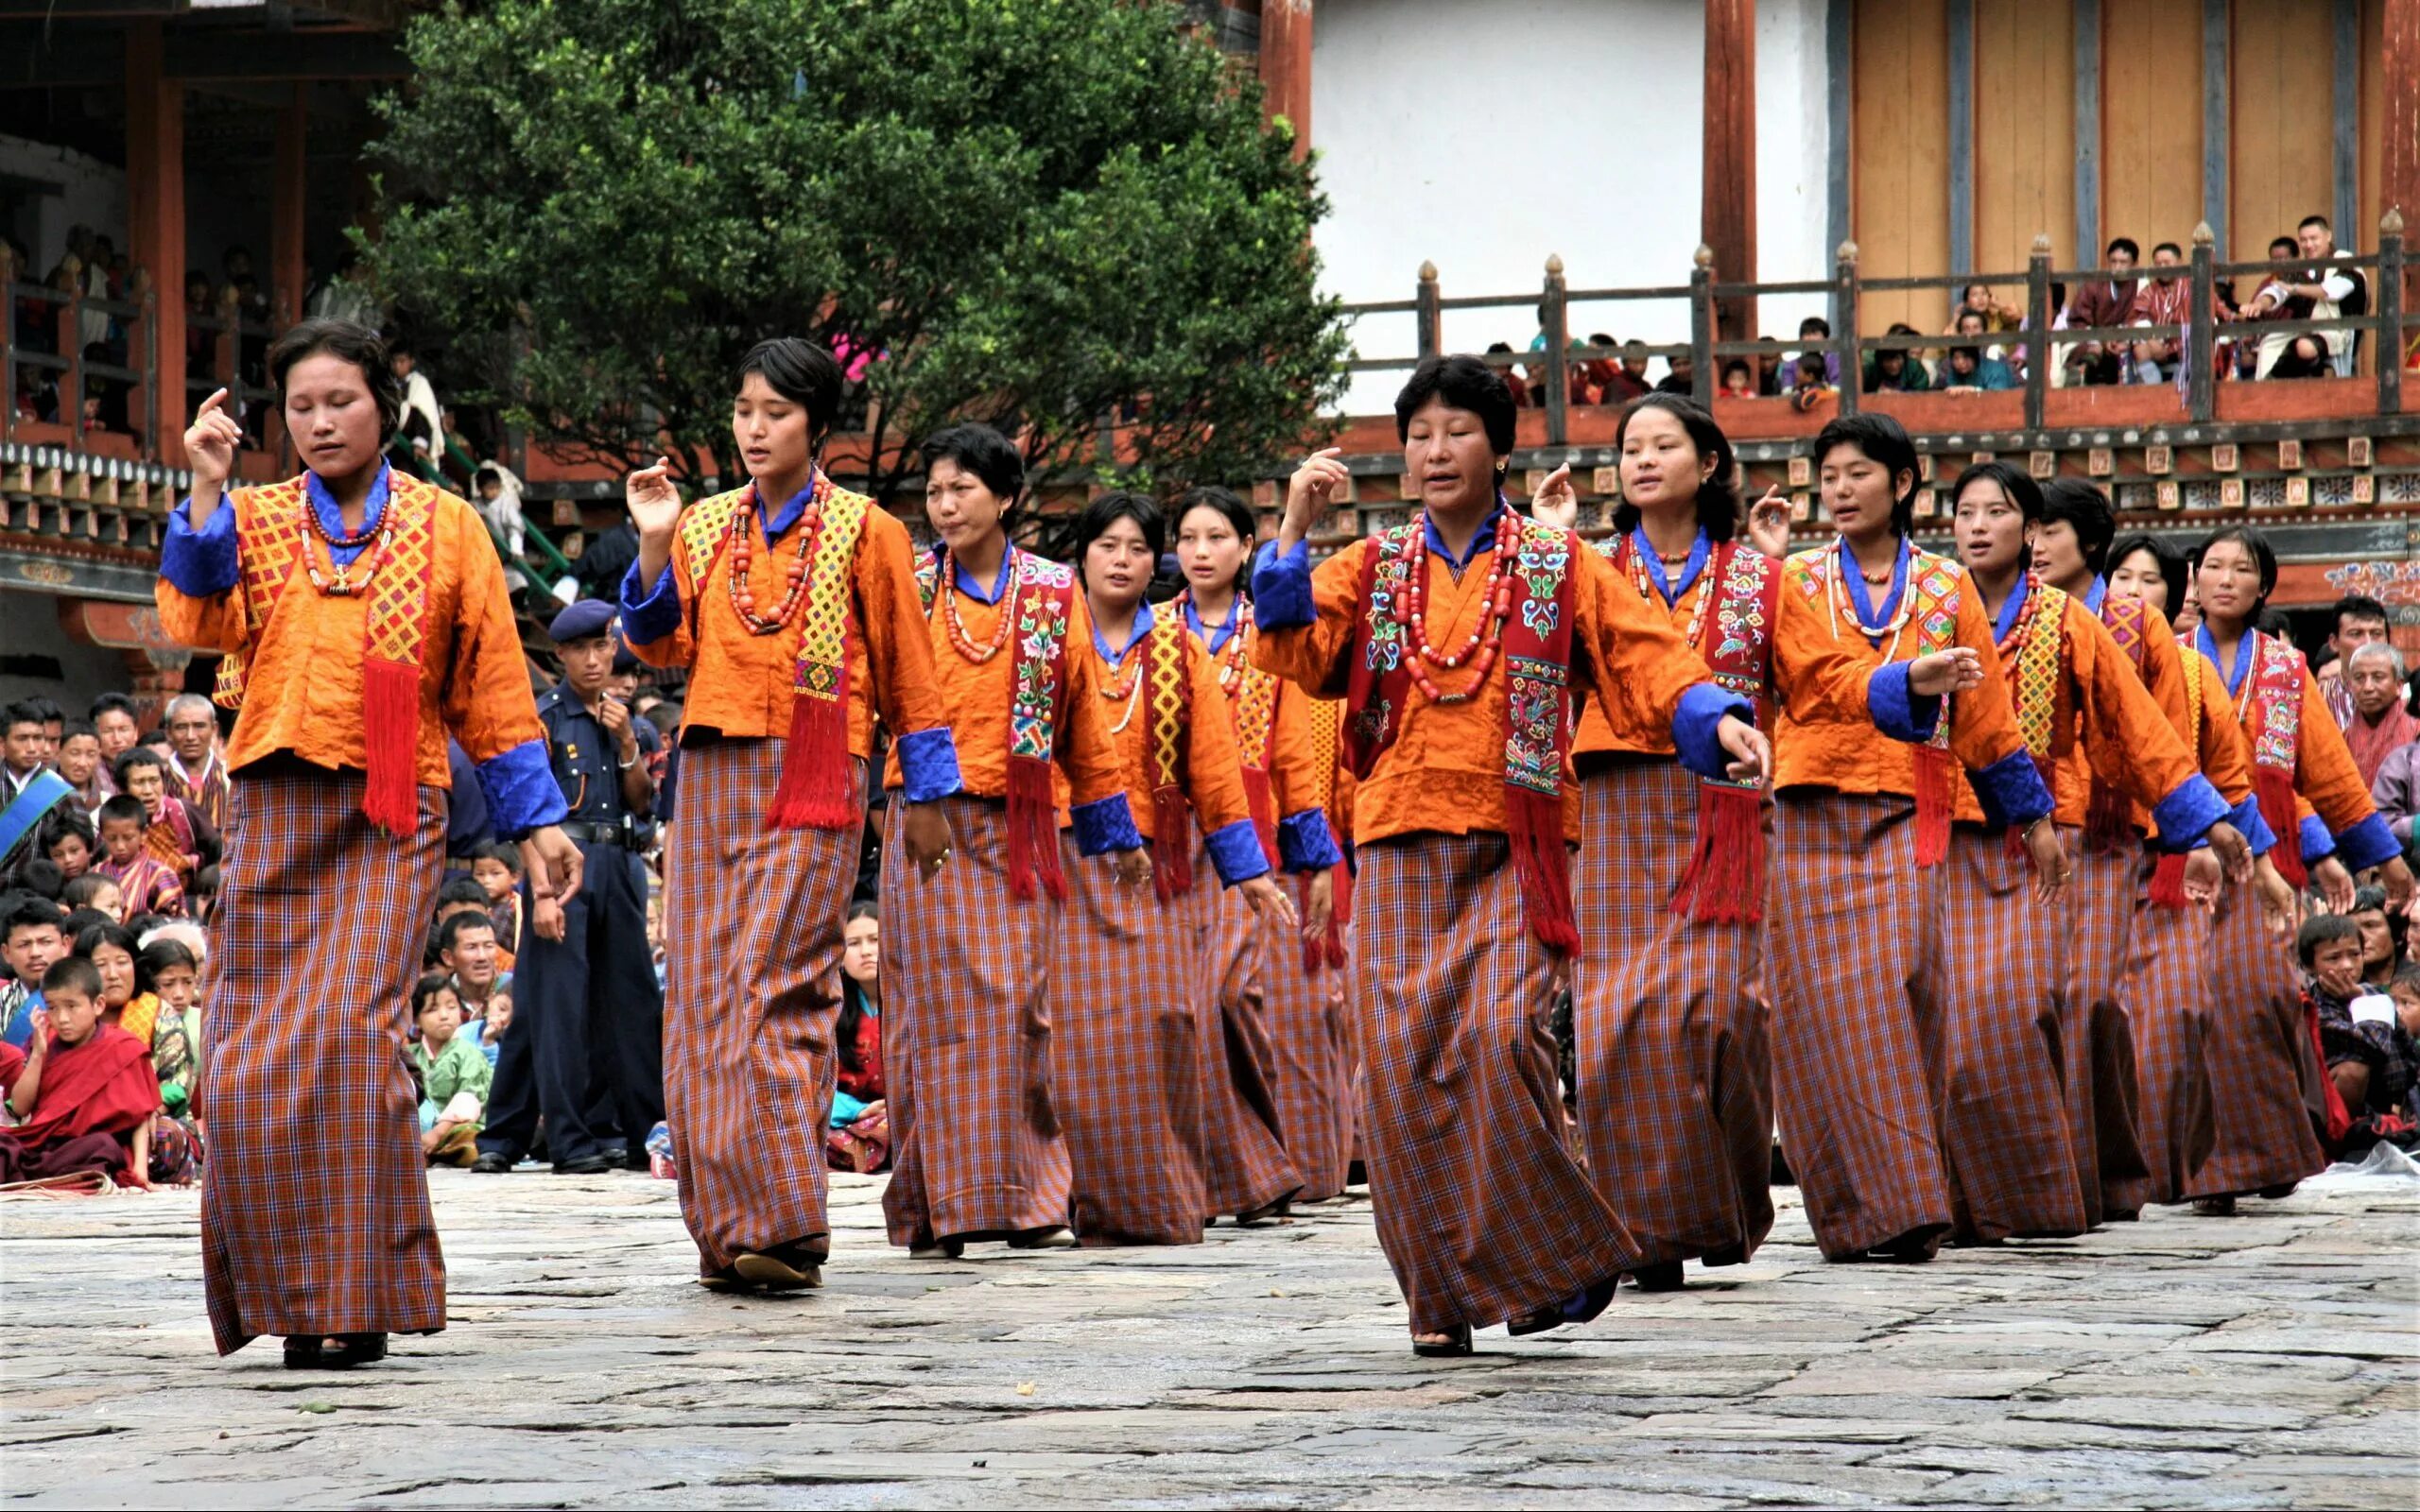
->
xmin=76 ymin=921 xmax=154 ymax=1043
xmin=828 ymin=902 xmax=888 ymax=1175
xmin=185 ymin=864 xmax=220 ymax=925
xmin=111 ymin=748 xmax=213 ymax=880
xmin=2347 ymin=886 xmax=2400 ymax=991
xmin=0 ymin=956 xmax=157 ymax=1187
xmin=60 ymin=873 xmax=124 ymax=923
xmin=93 ymin=795 xmax=184 ymax=918
xmin=40 ymin=813 xmax=96 ymax=881
xmin=141 ymin=937 xmax=204 ymax=1126
xmin=475 ymin=994 xmax=510 ymax=1069
xmin=409 ymin=973 xmax=489 ymax=1167
xmin=2307 ymin=915 xmax=2419 ymax=1143
xmin=470 ymin=841 xmax=525 ymax=956
xmin=1 ymin=894 xmax=67 ymax=1050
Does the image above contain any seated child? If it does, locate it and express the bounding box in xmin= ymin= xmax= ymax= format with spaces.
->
xmin=409 ymin=973 xmax=491 ymax=1167
xmin=0 ymin=956 xmax=159 ymax=1187
xmin=111 ymin=748 xmax=216 ymax=879
xmin=470 ymin=841 xmax=525 ymax=958
xmin=40 ymin=813 xmax=96 ymax=882
xmin=475 ymin=994 xmax=510 ymax=1069
xmin=93 ymin=796 xmax=183 ymax=919
xmin=185 ymin=864 xmax=220 ymax=925
xmin=2307 ymin=914 xmax=2419 ymax=1142
xmin=140 ymin=937 xmax=204 ymax=1125
xmin=60 ymin=873 xmax=124 ymax=924
xmin=827 ymin=902 xmax=888 ymax=1174
xmin=76 ymin=921 xmax=155 ymax=1043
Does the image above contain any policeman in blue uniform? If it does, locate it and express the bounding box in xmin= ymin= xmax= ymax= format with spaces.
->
xmin=474 ymin=599 xmax=665 ymax=1175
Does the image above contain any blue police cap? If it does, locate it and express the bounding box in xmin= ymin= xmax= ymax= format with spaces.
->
xmin=548 ymin=599 xmax=619 ymax=644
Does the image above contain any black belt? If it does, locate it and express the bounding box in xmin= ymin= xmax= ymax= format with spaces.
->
xmin=558 ymin=818 xmax=636 ymax=846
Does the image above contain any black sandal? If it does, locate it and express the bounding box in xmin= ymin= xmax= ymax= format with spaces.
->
xmin=732 ymin=1239 xmax=825 ymax=1291
xmin=282 ymin=1332 xmax=387 ymax=1369
xmin=1508 ymin=1274 xmax=1619 ymax=1336
xmin=1411 ymin=1326 xmax=1473 ymax=1358
xmin=1628 ymin=1262 xmax=1686 ymax=1293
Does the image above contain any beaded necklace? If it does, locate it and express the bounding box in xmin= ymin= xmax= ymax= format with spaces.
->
xmin=723 ymin=478 xmax=826 ymax=634
xmin=1398 ymin=508 xmax=1515 ymax=706
xmin=939 ymin=548 xmax=1021 ymax=663
xmin=302 ymin=497 xmax=395 ymax=598
xmin=1824 ymin=536 xmax=1918 ymax=656
xmin=1621 ymin=531 xmax=1714 ymax=650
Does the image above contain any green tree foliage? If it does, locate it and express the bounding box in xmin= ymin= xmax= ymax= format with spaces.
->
xmin=366 ymin=0 xmax=1348 ymax=516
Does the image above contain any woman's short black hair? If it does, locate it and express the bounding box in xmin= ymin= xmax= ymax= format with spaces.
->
xmin=39 ymin=810 xmax=95 ymax=858
xmin=73 ymin=919 xmax=145 ymax=988
xmin=410 ymin=970 xmax=458 ymax=1017
xmin=2106 ymin=531 xmax=2187 ymax=619
xmin=1610 ymin=393 xmax=1739 ymax=544
xmin=2191 ymin=523 xmax=2279 ymax=611
xmin=919 ymin=423 xmax=1025 ymax=506
xmin=1810 ymin=412 xmax=1920 ymax=536
xmin=137 ymin=936 xmax=197 ymax=983
xmin=111 ymin=747 xmax=167 ymax=791
xmin=1071 ymin=490 xmax=1166 ymax=576
xmin=1172 ymin=485 xmax=1259 ymax=598
xmin=267 ymin=318 xmax=405 ymax=440
xmin=1950 ymin=459 xmax=2042 ymax=521
xmin=735 ymin=337 xmax=843 ymax=443
xmin=2040 ymin=479 xmax=2118 ymax=576
xmin=1394 ymin=353 xmax=1517 ymax=456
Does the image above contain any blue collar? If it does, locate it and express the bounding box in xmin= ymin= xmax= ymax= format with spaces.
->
xmin=2083 ymin=576 xmax=2108 ymax=614
xmin=1182 ymin=596 xmax=1243 ymax=655
xmin=1090 ymin=598 xmax=1155 ymax=662
xmin=1839 ymin=536 xmax=1911 ymax=632
xmin=1631 ymin=525 xmax=1711 ymax=606
xmin=1423 ymin=502 xmax=1503 ymax=572
xmin=1988 ymin=573 xmax=2031 ymax=644
xmin=305 ymin=462 xmax=391 ymax=565
xmin=754 ymin=473 xmax=821 ymax=540
xmin=938 ymin=543 xmax=1017 ymax=605
xmin=2195 ymin=624 xmax=2258 ymax=698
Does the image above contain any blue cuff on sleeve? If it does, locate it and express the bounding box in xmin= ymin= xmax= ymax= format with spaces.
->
xmin=1276 ymin=807 xmax=1343 ymax=872
xmin=2299 ymin=814 xmax=2336 ymax=864
xmin=2226 ymin=792 xmax=2277 ymax=855
xmin=619 ymin=560 xmax=683 ymax=646
xmin=1971 ymin=748 xmax=2054 ymax=829
xmin=161 ymin=495 xmax=240 ymax=597
xmin=1203 ymin=818 xmax=1273 ymax=887
xmin=2333 ymin=812 xmax=2400 ymax=873
xmin=893 ymin=727 xmax=962 ymax=806
xmin=1070 ymin=793 xmax=1143 ymax=856
xmin=1250 ymin=539 xmax=1318 ymax=631
xmin=1672 ymin=683 xmax=1754 ymax=780
xmin=476 ymin=738 xmax=569 ymax=840
xmin=2149 ymin=774 xmax=2228 ymax=850
xmin=1865 ymin=661 xmax=1944 ymax=744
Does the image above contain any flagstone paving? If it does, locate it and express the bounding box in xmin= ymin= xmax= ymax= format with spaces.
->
xmin=3 ymin=1170 xmax=2413 ymax=1506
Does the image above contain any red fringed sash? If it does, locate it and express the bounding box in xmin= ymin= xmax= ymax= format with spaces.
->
xmin=2241 ymin=632 xmax=2308 ymax=887
xmin=2086 ymin=593 xmax=2152 ymax=853
xmin=1996 ymin=577 xmax=2072 ymax=865
xmin=1303 ymin=694 xmax=1351 ymax=972
xmin=1141 ymin=615 xmax=1196 ymax=902
xmin=1344 ymin=510 xmax=1581 ymax=954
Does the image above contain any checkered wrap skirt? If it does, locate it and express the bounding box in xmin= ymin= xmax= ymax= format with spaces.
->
xmin=200 ymin=765 xmax=447 ymax=1355
xmin=1572 ymin=762 xmax=1774 ymax=1268
xmin=1202 ymin=854 xmax=1305 ymax=1217
xmin=2117 ymin=854 xmax=2217 ymax=1205
xmin=663 ymin=742 xmax=857 ymax=1275
xmin=1356 ymin=832 xmax=1626 ymax=1335
xmin=880 ymin=798 xmax=1074 ymax=1246
xmin=1765 ymin=793 xmax=1954 ymax=1260
xmin=2188 ymin=879 xmax=2325 ymax=1197
xmin=2061 ymin=838 xmax=2154 ymax=1222
xmin=1215 ymin=857 xmax=1355 ymax=1203
xmin=1052 ymin=836 xmax=1213 ymax=1245
xmin=1936 ymin=827 xmax=2088 ymax=1242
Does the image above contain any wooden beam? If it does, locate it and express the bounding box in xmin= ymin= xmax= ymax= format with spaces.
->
xmin=2202 ymin=0 xmax=2227 ymax=256
xmin=1257 ymin=0 xmax=1311 ymax=159
xmin=2074 ymin=0 xmax=2099 ymax=264
xmin=124 ymin=19 xmax=186 ymax=467
xmin=1825 ymin=0 xmax=1851 ymax=329
xmin=270 ymin=83 xmax=308 ymax=329
xmin=1702 ymin=0 xmax=1758 ymax=339
xmin=1947 ymin=0 xmax=1973 ymax=282
xmin=2389 ymin=0 xmax=2419 ymax=229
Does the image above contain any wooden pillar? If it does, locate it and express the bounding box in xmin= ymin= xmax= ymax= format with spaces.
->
xmin=1702 ymin=0 xmax=1758 ymax=340
xmin=270 ymin=85 xmax=308 ymax=330
xmin=2387 ymin=0 xmax=2419 ymax=318
xmin=1259 ymin=0 xmax=1313 ymax=159
xmin=125 ymin=21 xmax=186 ymax=467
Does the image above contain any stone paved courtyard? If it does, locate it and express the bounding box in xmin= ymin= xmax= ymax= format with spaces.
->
xmin=3 ymin=1169 xmax=2415 ymax=1507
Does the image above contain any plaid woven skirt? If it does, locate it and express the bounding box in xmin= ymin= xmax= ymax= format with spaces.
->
xmin=1765 ymin=793 xmax=1954 ymax=1260
xmin=1936 ymin=827 xmax=2088 ymax=1242
xmin=2062 ymin=838 xmax=2154 ymax=1222
xmin=2188 ymin=877 xmax=2326 ymax=1197
xmin=2117 ymin=854 xmax=2218 ymax=1205
xmin=1357 ymin=832 xmax=1627 ymax=1335
xmin=880 ymin=798 xmax=1074 ymax=1246
xmin=1201 ymin=851 xmax=1305 ymax=1217
xmin=1572 ymin=762 xmax=1774 ymax=1269
xmin=1052 ymin=836 xmax=1213 ymax=1245
xmin=199 ymin=764 xmax=447 ymax=1355
xmin=663 ymin=742 xmax=858 ymax=1275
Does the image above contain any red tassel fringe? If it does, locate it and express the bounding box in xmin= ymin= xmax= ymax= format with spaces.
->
xmin=1151 ymin=783 xmax=1193 ymax=902
xmin=766 ymin=687 xmax=856 ymax=831
xmin=1508 ymin=786 xmax=1581 ymax=957
xmin=1241 ymin=766 xmax=1279 ymax=867
xmin=2083 ymin=776 xmax=2133 ymax=855
xmin=2255 ymin=767 xmax=2304 ymax=888
xmin=1310 ymin=860 xmax=1351 ymax=973
xmin=361 ymin=658 xmax=420 ymax=838
xmin=1911 ymin=744 xmax=1956 ymax=868
xmin=1671 ymin=783 xmax=1765 ymax=924
xmin=1005 ymin=755 xmax=1064 ymax=902
xmin=2148 ymin=850 xmax=2190 ymax=909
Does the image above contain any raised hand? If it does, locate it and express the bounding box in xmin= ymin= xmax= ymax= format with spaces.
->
xmin=182 ymin=388 xmax=243 ymax=529
xmin=1529 ymin=464 xmax=1578 ymax=530
xmin=1746 ymin=486 xmax=1792 ymax=558
xmin=1279 ymin=447 xmax=1351 ymax=553
xmin=1908 ymin=647 xmax=1985 ymax=697
xmin=625 ymin=457 xmax=682 ymax=544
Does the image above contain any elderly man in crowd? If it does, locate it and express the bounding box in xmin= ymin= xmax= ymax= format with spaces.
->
xmin=161 ymin=694 xmax=232 ymax=834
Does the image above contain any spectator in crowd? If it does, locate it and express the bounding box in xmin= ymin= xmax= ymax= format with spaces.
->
xmin=2290 ymin=215 xmax=2368 ymax=377
xmin=2123 ymin=242 xmax=2199 ymax=384
xmin=389 ymin=342 xmax=444 ymax=479
xmin=1 ymin=894 xmax=67 ymax=1049
xmin=470 ymin=841 xmax=525 ymax=955
xmin=1789 ymin=352 xmax=1836 ymax=412
xmin=1654 ymin=352 xmax=1695 ymax=395
xmin=1862 ymin=324 xmax=1932 ymax=392
xmin=39 ymin=813 xmax=95 ymax=881
xmin=1719 ymin=360 xmax=1756 ymax=398
xmin=828 ymin=902 xmax=888 ymax=1175
xmin=61 ymin=873 xmax=122 ymax=923
xmin=92 ymin=795 xmax=185 ymax=919
xmin=184 ymin=864 xmax=220 ymax=927
xmin=435 ymin=911 xmax=511 ymax=1037
xmin=0 ymin=956 xmax=157 ymax=1188
xmin=2306 ymin=913 xmax=2416 ymax=1136
xmin=1783 ymin=317 xmax=1840 ymax=393
xmin=2371 ymin=727 xmax=2420 ymax=861
xmin=89 ymin=694 xmax=140 ymax=774
xmin=54 ymin=721 xmax=108 ymax=812
xmin=1485 ymin=343 xmax=1530 ymax=407
xmin=2347 ymin=885 xmax=2401 ymax=990
xmin=183 ymin=270 xmax=216 ymax=371
xmin=1936 ymin=343 xmax=2015 ymax=392
xmin=409 ymin=973 xmax=489 ymax=1167
xmin=2267 ymin=334 xmax=2334 ymax=379
xmin=161 ymin=695 xmax=230 ymax=835
xmin=112 ymin=747 xmax=216 ymax=880
xmin=75 ymin=919 xmax=151 ymax=1041
xmin=2341 ymin=642 xmax=2418 ymax=789
xmin=3 ymin=702 xmax=48 ymax=807
xmin=473 ymin=462 xmax=530 ymax=592
xmin=2319 ymin=593 xmax=2393 ymax=729
xmin=305 ymin=249 xmax=380 ymax=330
xmin=2064 ymin=237 xmax=2143 ymax=385
xmin=1588 ymin=334 xmax=1651 ymax=404
xmin=24 ymin=697 xmax=62 ymax=765
xmin=139 ymin=936 xmax=202 ymax=1127
xmin=1949 ymin=282 xmax=2021 ymax=333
